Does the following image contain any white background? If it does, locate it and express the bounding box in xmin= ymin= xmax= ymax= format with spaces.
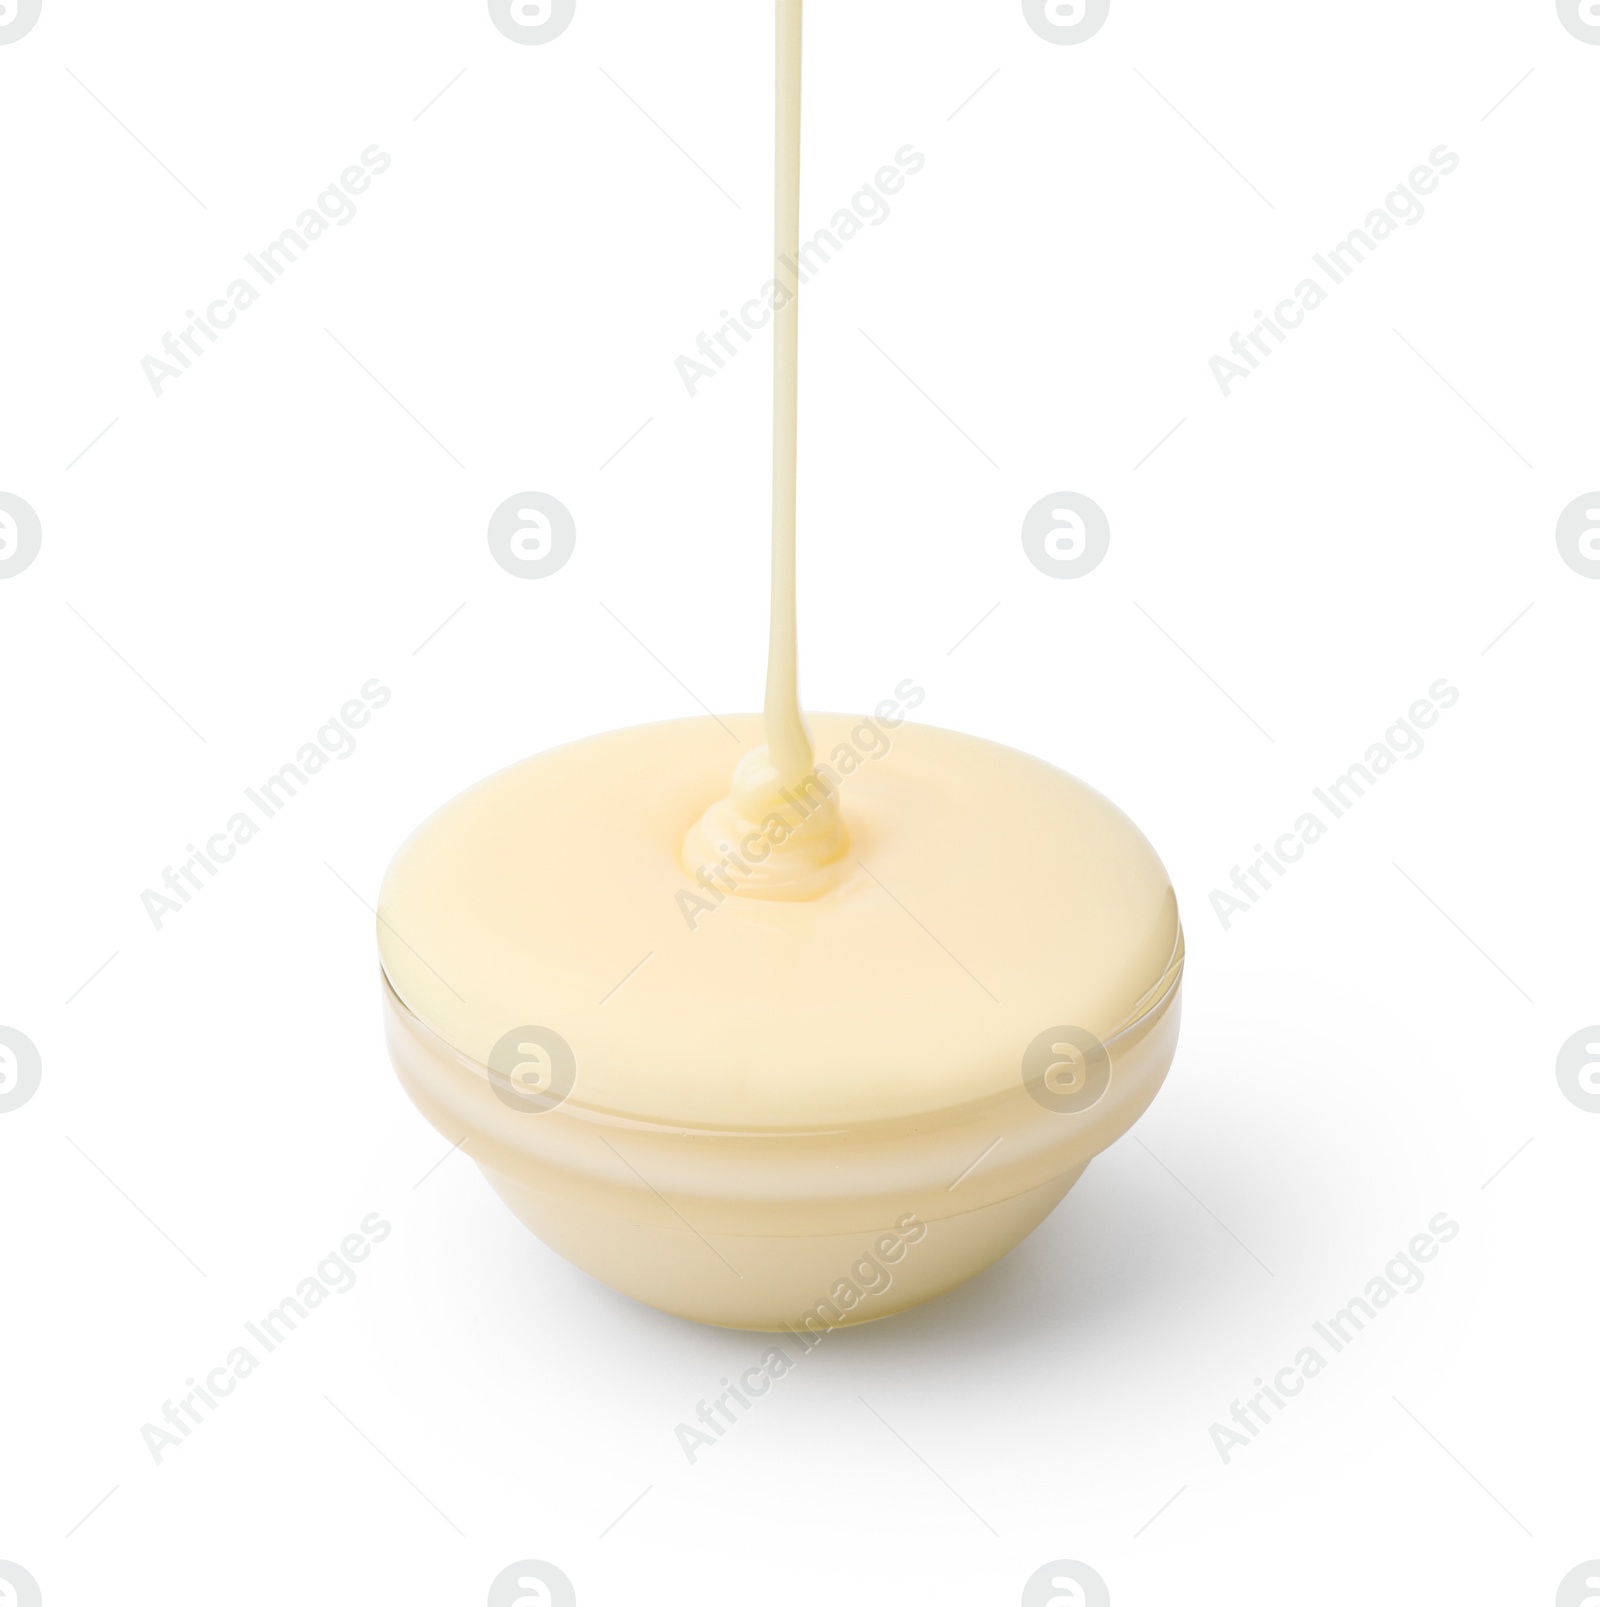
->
xmin=2 ymin=1 xmax=1598 ymax=1603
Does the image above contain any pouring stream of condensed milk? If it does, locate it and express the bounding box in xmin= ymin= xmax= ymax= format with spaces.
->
xmin=375 ymin=0 xmax=1185 ymax=1331
xmin=682 ymin=0 xmax=849 ymax=900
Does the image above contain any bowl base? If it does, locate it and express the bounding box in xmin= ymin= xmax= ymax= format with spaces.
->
xmin=479 ymin=1160 xmax=1090 ymax=1332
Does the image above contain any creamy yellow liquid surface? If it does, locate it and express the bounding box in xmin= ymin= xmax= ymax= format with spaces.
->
xmin=378 ymin=715 xmax=1181 ymax=1130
